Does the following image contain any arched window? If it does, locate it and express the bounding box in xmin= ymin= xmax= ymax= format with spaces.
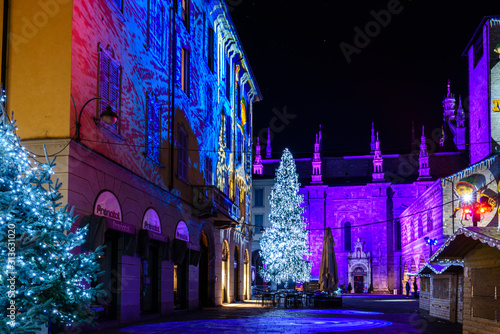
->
xmin=427 ymin=210 xmax=433 ymax=232
xmin=395 ymin=219 xmax=401 ymax=251
xmin=344 ymin=222 xmax=351 ymax=251
xmin=411 ymin=220 xmax=415 ymax=242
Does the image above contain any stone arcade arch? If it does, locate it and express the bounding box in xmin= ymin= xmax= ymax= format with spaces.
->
xmin=222 ymin=240 xmax=230 ymax=303
xmin=234 ymin=245 xmax=240 ymax=301
xmin=244 ymin=249 xmax=250 ymax=299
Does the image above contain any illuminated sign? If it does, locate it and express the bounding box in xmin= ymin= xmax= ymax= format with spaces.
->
xmin=142 ymin=208 xmax=161 ymax=233
xmin=493 ymin=99 xmax=500 ymax=112
xmin=94 ymin=191 xmax=121 ymax=221
xmin=175 ymin=221 xmax=189 ymax=242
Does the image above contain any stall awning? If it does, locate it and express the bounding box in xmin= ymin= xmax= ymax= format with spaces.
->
xmin=430 ymin=227 xmax=500 ymax=264
xmin=415 ymin=263 xmax=463 ymax=277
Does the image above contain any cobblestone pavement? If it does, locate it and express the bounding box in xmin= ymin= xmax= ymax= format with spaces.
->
xmin=82 ymin=295 xmax=462 ymax=334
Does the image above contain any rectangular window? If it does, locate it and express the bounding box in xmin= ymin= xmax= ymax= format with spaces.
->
xmin=254 ymin=214 xmax=263 ymax=233
xmin=224 ymin=173 xmax=229 ymax=197
xmin=410 ymin=221 xmax=415 ymax=242
xmin=148 ymin=0 xmax=167 ymax=63
xmin=208 ymin=27 xmax=214 ymax=72
xmin=178 ymin=126 xmax=188 ymax=180
xmin=235 ymin=185 xmax=240 ymax=206
xmin=225 ymin=115 xmax=231 ymax=149
xmin=182 ymin=0 xmax=190 ymax=31
xmin=146 ymin=92 xmax=161 ymax=163
xmin=254 ymin=188 xmax=264 ymax=207
xmin=432 ymin=278 xmax=449 ymax=299
xmin=99 ymin=47 xmax=121 ymax=133
xmin=205 ymin=84 xmax=212 ymax=121
xmin=205 ymin=157 xmax=212 ymax=185
xmin=181 ymin=48 xmax=190 ymax=95
xmin=225 ymin=60 xmax=231 ymax=100
xmin=236 ymin=131 xmax=242 ymax=165
xmin=418 ymin=217 xmax=423 ymax=238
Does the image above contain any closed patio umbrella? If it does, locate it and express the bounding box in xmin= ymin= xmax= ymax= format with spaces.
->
xmin=319 ymin=227 xmax=338 ymax=294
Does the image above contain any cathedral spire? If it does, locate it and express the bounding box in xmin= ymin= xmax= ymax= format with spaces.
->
xmin=253 ymin=137 xmax=263 ymax=175
xmin=372 ymin=132 xmax=385 ymax=181
xmin=266 ymin=127 xmax=272 ymax=158
xmin=418 ymin=125 xmax=431 ymax=180
xmin=370 ymin=122 xmax=376 ymax=153
xmin=442 ymin=79 xmax=456 ymax=121
xmin=312 ymin=125 xmax=323 ymax=183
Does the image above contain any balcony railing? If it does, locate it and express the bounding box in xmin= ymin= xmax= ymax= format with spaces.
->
xmin=193 ymin=185 xmax=240 ymax=228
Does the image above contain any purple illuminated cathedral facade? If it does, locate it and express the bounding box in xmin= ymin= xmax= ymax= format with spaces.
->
xmin=252 ymin=16 xmax=500 ymax=295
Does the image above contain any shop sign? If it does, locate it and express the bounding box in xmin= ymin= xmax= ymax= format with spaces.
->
xmin=106 ymin=219 xmax=135 ymax=234
xmin=175 ymin=221 xmax=189 ymax=242
xmin=143 ymin=208 xmax=161 ymax=233
xmin=94 ymin=191 xmax=122 ymax=221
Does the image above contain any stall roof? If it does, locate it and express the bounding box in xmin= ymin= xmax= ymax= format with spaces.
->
xmin=415 ymin=263 xmax=463 ymax=277
xmin=429 ymin=227 xmax=500 ymax=264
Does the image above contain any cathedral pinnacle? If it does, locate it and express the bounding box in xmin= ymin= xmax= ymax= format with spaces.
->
xmin=253 ymin=137 xmax=263 ymax=175
xmin=312 ymin=125 xmax=323 ymax=183
xmin=443 ymin=79 xmax=456 ymax=121
xmin=372 ymin=132 xmax=384 ymax=181
xmin=418 ymin=125 xmax=431 ymax=180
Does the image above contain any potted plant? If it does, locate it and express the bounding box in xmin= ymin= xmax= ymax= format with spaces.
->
xmin=347 ymin=282 xmax=352 ymax=293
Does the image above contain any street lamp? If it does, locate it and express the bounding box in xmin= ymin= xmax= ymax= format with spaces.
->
xmin=424 ymin=237 xmax=438 ymax=257
xmin=73 ymin=96 xmax=118 ymax=142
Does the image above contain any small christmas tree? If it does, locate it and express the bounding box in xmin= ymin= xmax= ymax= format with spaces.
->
xmin=0 ymin=109 xmax=104 ymax=333
xmin=259 ymin=148 xmax=311 ymax=285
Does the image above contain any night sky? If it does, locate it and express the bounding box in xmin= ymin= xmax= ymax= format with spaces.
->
xmin=230 ymin=0 xmax=499 ymax=157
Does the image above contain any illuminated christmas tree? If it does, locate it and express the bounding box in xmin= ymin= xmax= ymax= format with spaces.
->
xmin=259 ymin=148 xmax=311 ymax=285
xmin=0 ymin=109 xmax=104 ymax=333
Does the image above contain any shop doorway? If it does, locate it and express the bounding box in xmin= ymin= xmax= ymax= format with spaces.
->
xmin=354 ymin=275 xmax=364 ymax=293
xmin=234 ymin=245 xmax=240 ymax=301
xmin=174 ymin=258 xmax=188 ymax=309
xmin=140 ymin=245 xmax=159 ymax=314
xmin=95 ymin=229 xmax=119 ymax=320
xmin=199 ymin=231 xmax=210 ymax=307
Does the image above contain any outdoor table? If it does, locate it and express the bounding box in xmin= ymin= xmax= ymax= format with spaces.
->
xmin=261 ymin=292 xmax=276 ymax=306
xmin=283 ymin=293 xmax=302 ymax=307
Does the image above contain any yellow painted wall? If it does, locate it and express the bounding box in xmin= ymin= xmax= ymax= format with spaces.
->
xmin=0 ymin=0 xmax=4 ymax=83
xmin=6 ymin=0 xmax=72 ymax=140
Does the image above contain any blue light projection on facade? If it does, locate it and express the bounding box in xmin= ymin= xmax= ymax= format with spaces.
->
xmin=119 ymin=317 xmax=393 ymax=333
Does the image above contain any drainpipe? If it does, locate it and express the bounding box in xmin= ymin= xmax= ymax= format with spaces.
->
xmin=169 ymin=1 xmax=177 ymax=190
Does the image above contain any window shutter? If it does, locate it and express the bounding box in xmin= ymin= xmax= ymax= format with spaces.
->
xmin=99 ymin=50 xmax=111 ymax=117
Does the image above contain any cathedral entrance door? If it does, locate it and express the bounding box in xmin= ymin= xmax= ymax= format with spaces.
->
xmin=354 ymin=276 xmax=364 ymax=293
